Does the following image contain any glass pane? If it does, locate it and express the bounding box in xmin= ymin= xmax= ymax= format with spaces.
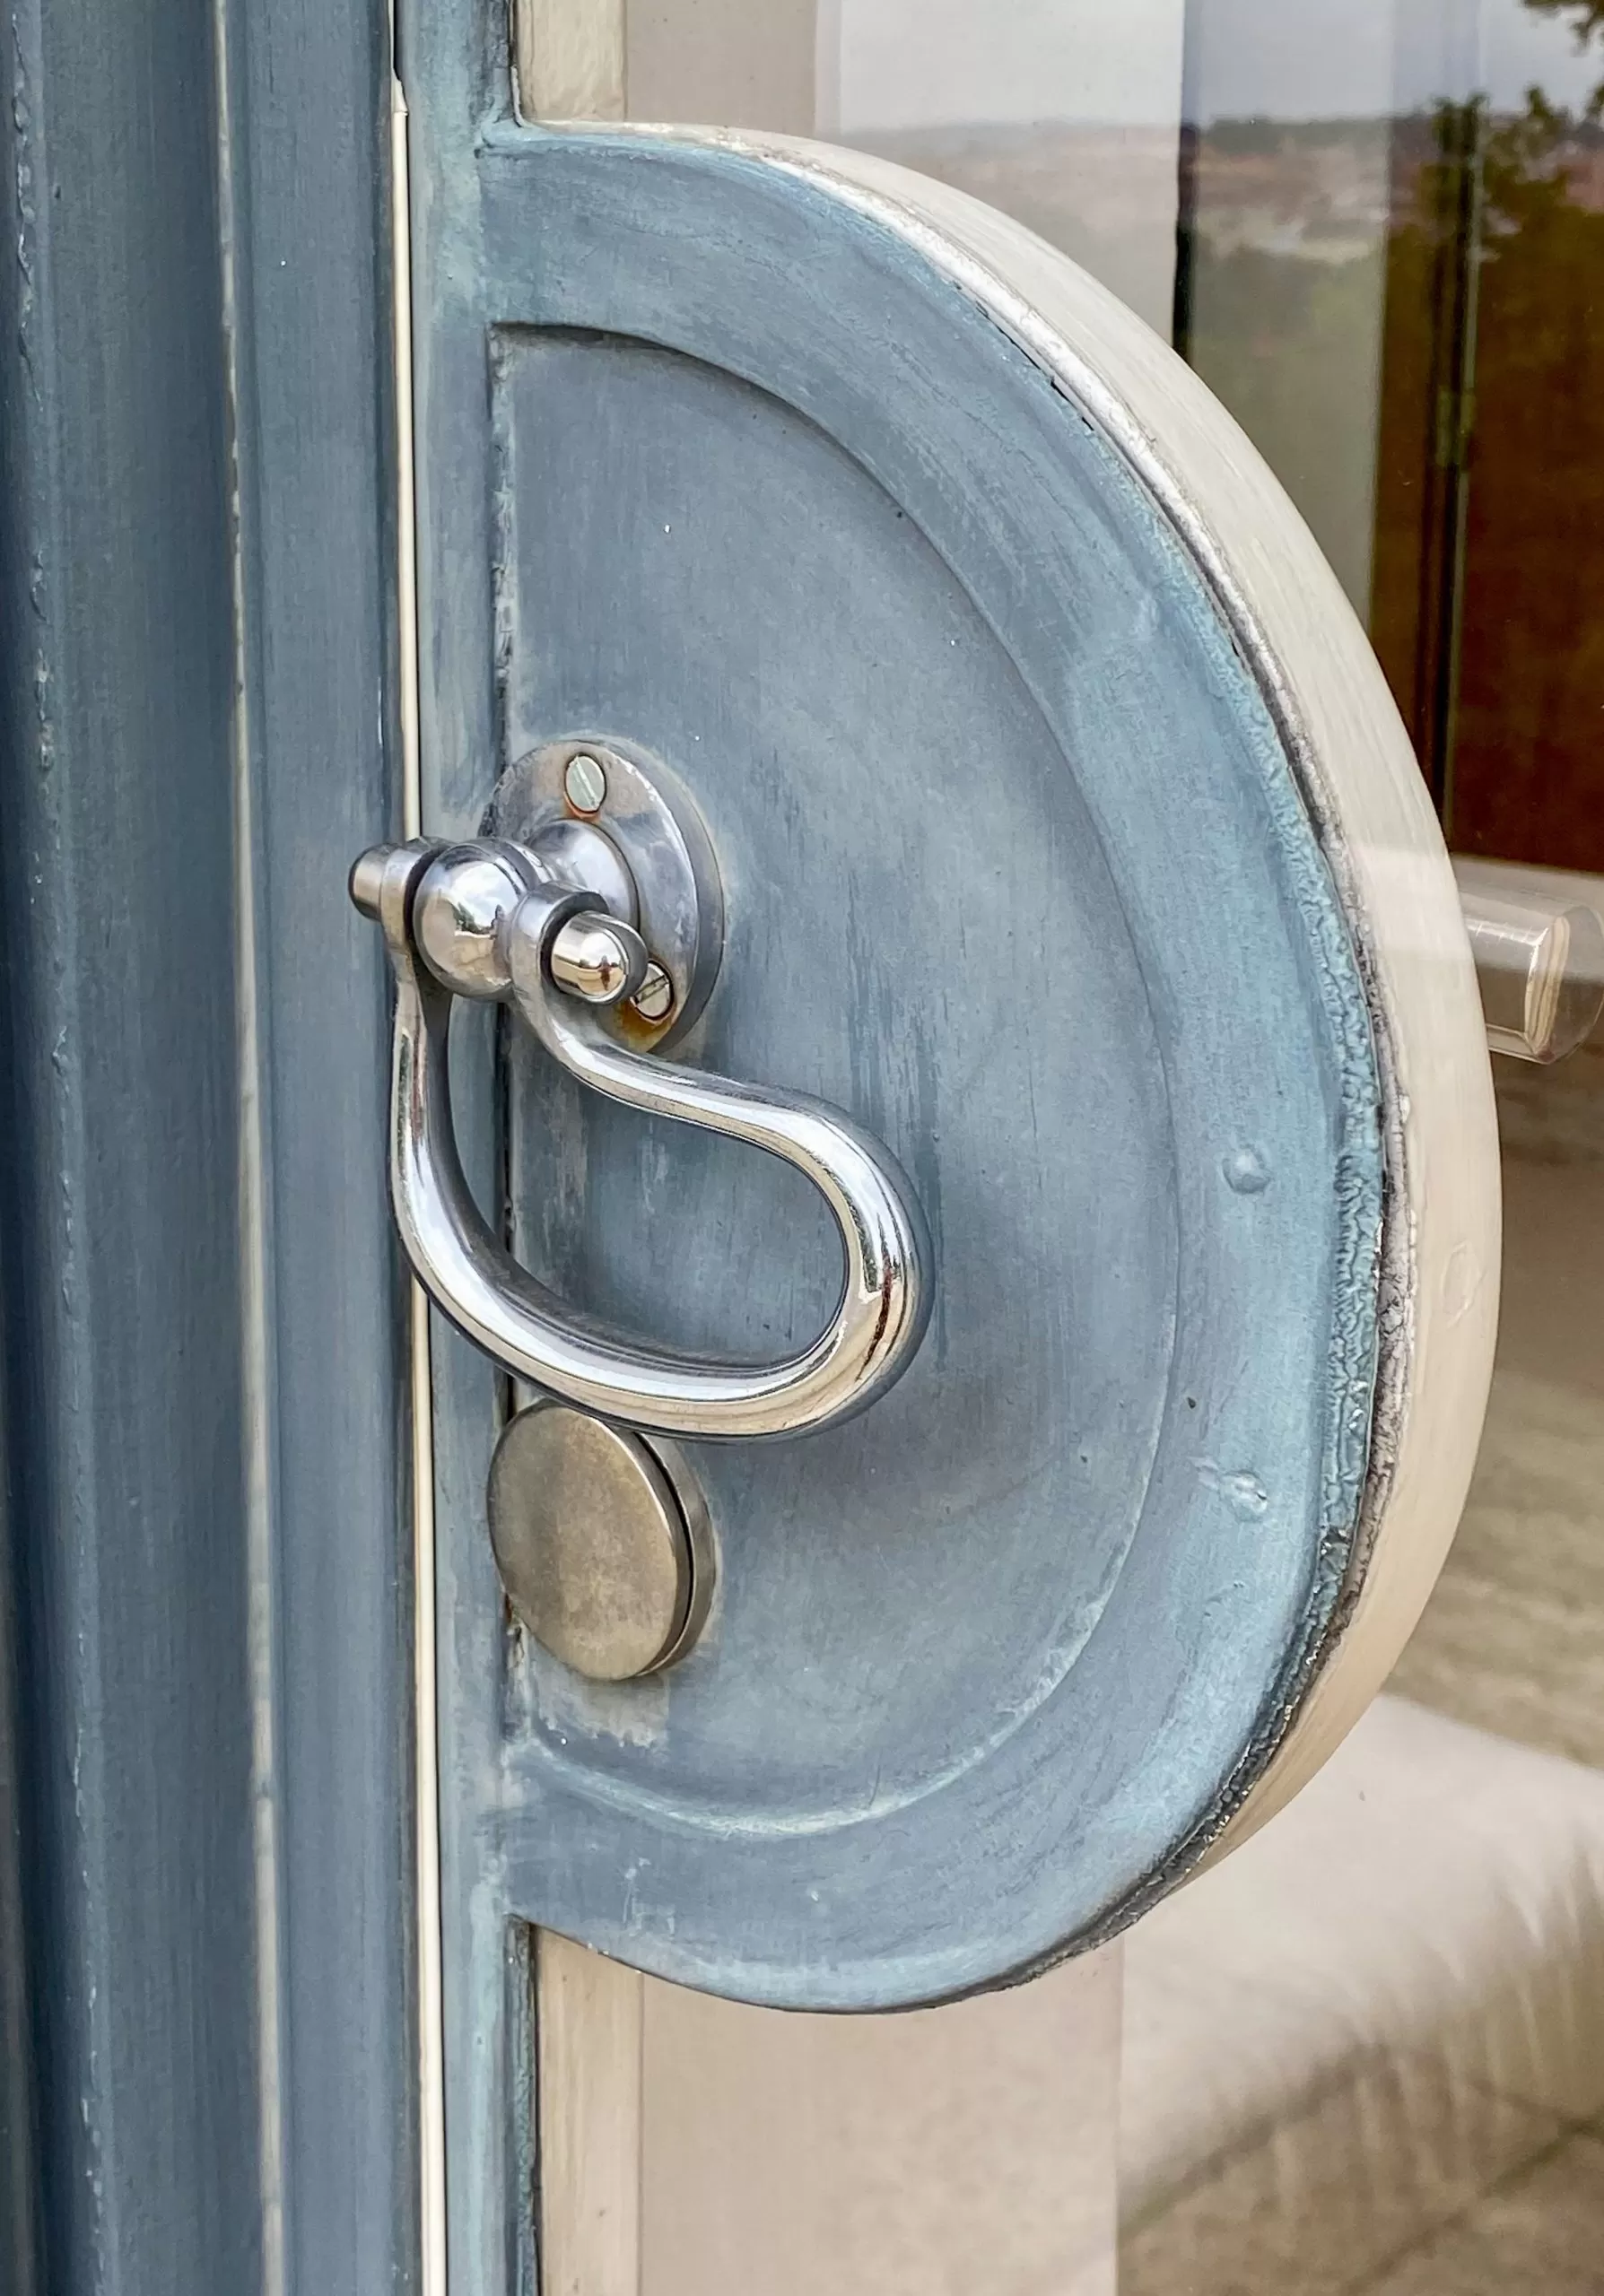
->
xmin=1445 ymin=11 xmax=1604 ymax=866
xmin=1126 ymin=4 xmax=1604 ymax=2291
xmin=826 ymin=1 xmax=1186 ymax=334
xmin=1176 ymin=0 xmax=1419 ymax=612
xmin=519 ymin=1 xmax=1191 ymax=332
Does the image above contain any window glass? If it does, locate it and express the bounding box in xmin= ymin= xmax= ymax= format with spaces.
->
xmin=1132 ymin=8 xmax=1604 ymax=2292
xmin=828 ymin=0 xmax=1186 ymax=333
xmin=1177 ymin=0 xmax=1408 ymax=607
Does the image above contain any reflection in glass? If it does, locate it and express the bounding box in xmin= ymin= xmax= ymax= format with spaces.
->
xmin=1442 ymin=79 xmax=1604 ymax=865
xmin=828 ymin=0 xmax=1187 ymax=335
xmin=1138 ymin=7 xmax=1604 ymax=2290
xmin=1174 ymin=0 xmax=1410 ymax=609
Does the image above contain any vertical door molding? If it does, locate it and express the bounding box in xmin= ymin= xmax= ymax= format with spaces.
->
xmin=0 ymin=2 xmax=257 ymax=2282
xmin=0 ymin=0 xmax=414 ymax=2289
xmin=216 ymin=0 xmax=418 ymax=2287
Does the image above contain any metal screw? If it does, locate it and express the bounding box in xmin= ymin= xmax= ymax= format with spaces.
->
xmin=563 ymin=752 xmax=607 ymax=815
xmin=347 ymin=842 xmax=397 ymax=920
xmin=632 ymin=961 xmax=675 ymax=1024
xmin=549 ymin=914 xmax=648 ymax=1006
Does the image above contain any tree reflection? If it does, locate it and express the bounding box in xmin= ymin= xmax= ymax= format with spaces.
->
xmin=1379 ymin=16 xmax=1604 ymax=865
xmin=1178 ymin=0 xmax=1604 ymax=865
xmin=1522 ymin=0 xmax=1604 ymax=117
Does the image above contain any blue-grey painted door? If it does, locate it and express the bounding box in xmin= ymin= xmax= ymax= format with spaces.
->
xmin=397 ymin=7 xmax=1495 ymax=2289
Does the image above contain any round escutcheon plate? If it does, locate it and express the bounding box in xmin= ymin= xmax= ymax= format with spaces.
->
xmin=457 ymin=126 xmax=1501 ymax=2009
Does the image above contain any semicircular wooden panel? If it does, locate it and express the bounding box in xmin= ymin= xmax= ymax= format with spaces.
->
xmin=410 ymin=100 xmax=1499 ymax=2019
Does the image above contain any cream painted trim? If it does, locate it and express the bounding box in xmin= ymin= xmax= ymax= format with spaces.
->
xmin=538 ymin=1936 xmax=645 ymax=2296
xmin=514 ymin=0 xmax=626 ymax=121
xmin=391 ymin=71 xmax=449 ymax=2296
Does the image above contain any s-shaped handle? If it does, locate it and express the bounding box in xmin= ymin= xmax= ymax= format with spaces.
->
xmin=351 ymin=837 xmax=932 ymax=1440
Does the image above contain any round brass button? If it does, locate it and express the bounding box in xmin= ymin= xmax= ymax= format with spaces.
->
xmin=487 ymin=1404 xmax=711 ymax=1681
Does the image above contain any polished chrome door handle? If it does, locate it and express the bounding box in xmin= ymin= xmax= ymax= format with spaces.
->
xmin=350 ymin=821 xmax=932 ymax=1442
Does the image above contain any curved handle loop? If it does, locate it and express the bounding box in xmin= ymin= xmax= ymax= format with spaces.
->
xmin=364 ymin=841 xmax=932 ymax=1441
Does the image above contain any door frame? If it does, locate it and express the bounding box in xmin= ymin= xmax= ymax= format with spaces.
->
xmin=0 ymin=0 xmax=416 ymax=2288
